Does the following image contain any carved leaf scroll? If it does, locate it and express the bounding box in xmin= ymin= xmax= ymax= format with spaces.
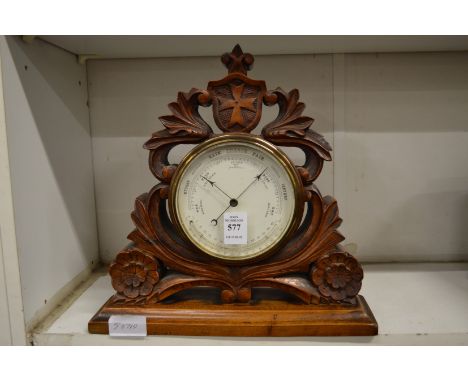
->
xmin=238 ymin=184 xmax=345 ymax=281
xmin=114 ymin=179 xmax=349 ymax=304
xmin=143 ymin=88 xmax=212 ymax=182
xmin=262 ymin=88 xmax=332 ymax=183
xmin=263 ymin=88 xmax=313 ymax=136
xmin=158 ymin=88 xmax=212 ymax=137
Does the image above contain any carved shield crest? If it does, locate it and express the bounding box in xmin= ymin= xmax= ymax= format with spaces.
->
xmin=208 ymin=75 xmax=266 ymax=133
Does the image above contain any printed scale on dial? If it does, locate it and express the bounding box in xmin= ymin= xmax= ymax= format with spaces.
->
xmin=173 ymin=139 xmax=296 ymax=261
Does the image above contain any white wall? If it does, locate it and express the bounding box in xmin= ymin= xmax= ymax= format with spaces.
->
xmin=0 ymin=39 xmax=25 ymax=344
xmin=1 ymin=36 xmax=99 ymax=326
xmin=88 ymin=51 xmax=468 ymax=264
xmin=339 ymin=52 xmax=468 ymax=262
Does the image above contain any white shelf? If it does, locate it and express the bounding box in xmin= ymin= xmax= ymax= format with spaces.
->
xmin=32 ymin=263 xmax=468 ymax=345
xmin=39 ymin=36 xmax=468 ymax=58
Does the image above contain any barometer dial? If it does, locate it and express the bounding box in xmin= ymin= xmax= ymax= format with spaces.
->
xmin=169 ymin=135 xmax=302 ymax=261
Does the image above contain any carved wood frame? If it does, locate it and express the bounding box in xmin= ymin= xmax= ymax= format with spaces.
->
xmin=108 ymin=45 xmax=364 ymax=306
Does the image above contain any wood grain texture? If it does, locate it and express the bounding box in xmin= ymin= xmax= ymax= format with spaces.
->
xmin=89 ymin=45 xmax=377 ymax=336
xmin=89 ymin=291 xmax=378 ymax=337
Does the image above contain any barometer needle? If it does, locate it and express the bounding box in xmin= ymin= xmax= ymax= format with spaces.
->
xmin=210 ymin=168 xmax=267 ymax=226
xmin=201 ymin=175 xmax=233 ymax=200
xmin=235 ymin=168 xmax=267 ymax=200
xmin=211 ymin=204 xmax=232 ymax=226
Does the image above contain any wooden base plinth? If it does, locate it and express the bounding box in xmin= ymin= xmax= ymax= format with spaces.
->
xmin=89 ymin=289 xmax=378 ymax=336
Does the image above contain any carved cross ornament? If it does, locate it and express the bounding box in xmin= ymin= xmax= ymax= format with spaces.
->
xmin=217 ymin=83 xmax=257 ymax=128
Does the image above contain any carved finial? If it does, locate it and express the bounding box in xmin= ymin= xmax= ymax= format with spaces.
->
xmin=221 ymin=44 xmax=254 ymax=75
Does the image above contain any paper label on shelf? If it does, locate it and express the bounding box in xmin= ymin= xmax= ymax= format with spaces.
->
xmin=224 ymin=212 xmax=247 ymax=244
xmin=108 ymin=315 xmax=147 ymax=337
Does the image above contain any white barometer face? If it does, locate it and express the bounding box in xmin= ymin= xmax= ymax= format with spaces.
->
xmin=170 ymin=135 xmax=301 ymax=261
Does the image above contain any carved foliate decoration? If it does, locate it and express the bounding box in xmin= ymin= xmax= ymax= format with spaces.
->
xmin=107 ymin=44 xmax=364 ymax=307
xmin=263 ymin=88 xmax=332 ymax=183
xmin=143 ymin=88 xmax=213 ymax=182
xmin=221 ymin=44 xmax=254 ymax=75
xmin=310 ymin=251 xmax=363 ymax=302
xmin=109 ymin=250 xmax=162 ymax=299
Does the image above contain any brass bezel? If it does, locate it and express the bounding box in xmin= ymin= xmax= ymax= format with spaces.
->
xmin=168 ymin=133 xmax=304 ymax=263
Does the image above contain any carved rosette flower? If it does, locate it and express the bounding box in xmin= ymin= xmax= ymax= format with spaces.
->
xmin=310 ymin=252 xmax=363 ymax=302
xmin=109 ymin=251 xmax=160 ymax=299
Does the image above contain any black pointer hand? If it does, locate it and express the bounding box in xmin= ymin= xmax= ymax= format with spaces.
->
xmin=209 ymin=168 xmax=267 ymax=226
xmin=210 ymin=198 xmax=239 ymax=226
xmin=211 ymin=204 xmax=232 ymax=226
xmin=201 ymin=175 xmax=233 ymax=200
xmin=234 ymin=168 xmax=267 ymax=200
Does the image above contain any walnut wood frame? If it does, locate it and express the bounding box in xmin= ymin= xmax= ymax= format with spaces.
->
xmin=89 ymin=45 xmax=378 ymax=336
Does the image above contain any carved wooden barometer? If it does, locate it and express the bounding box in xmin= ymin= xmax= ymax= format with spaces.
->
xmin=89 ymin=45 xmax=378 ymax=336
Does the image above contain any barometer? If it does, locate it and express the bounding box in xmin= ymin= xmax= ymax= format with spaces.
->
xmin=170 ymin=134 xmax=301 ymax=262
xmin=89 ymin=45 xmax=378 ymax=336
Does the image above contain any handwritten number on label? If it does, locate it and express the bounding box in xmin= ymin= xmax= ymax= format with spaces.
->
xmin=108 ymin=315 xmax=147 ymax=337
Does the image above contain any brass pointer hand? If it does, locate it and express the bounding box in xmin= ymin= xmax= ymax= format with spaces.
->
xmin=209 ymin=168 xmax=267 ymax=226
